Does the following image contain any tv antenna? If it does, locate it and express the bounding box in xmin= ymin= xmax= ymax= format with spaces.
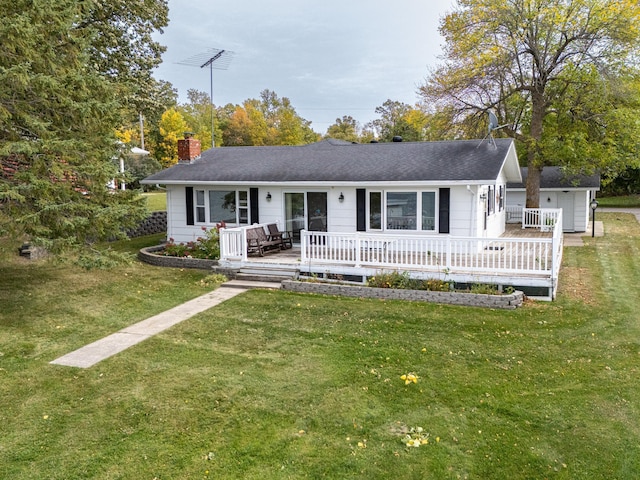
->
xmin=178 ymin=48 xmax=234 ymax=148
xmin=477 ymin=110 xmax=508 ymax=148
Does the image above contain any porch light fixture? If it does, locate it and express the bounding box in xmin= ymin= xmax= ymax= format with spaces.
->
xmin=266 ymin=192 xmax=272 ymax=201
xmin=339 ymin=192 xmax=344 ymax=202
xmin=590 ymin=198 xmax=598 ymax=237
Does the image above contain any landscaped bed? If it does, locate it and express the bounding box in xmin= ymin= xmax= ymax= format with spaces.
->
xmin=281 ymin=279 xmax=524 ymax=309
xmin=138 ymin=244 xmax=219 ymax=270
xmin=141 ymin=246 xmax=524 ymax=308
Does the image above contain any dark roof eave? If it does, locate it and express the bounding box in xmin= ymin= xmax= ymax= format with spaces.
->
xmin=141 ymin=138 xmax=519 ymax=184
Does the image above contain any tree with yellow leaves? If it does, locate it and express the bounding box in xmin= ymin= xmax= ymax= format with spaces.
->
xmin=421 ymin=0 xmax=640 ymax=207
xmin=157 ymin=108 xmax=189 ymax=167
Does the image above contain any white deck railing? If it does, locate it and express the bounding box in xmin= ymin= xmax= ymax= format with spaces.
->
xmin=506 ymin=205 xmax=523 ymax=223
xmin=300 ymin=230 xmax=560 ymax=276
xmin=219 ymin=225 xmax=252 ymax=262
xmin=219 ymin=209 xmax=564 ymax=296
xmin=523 ymin=208 xmax=562 ymax=232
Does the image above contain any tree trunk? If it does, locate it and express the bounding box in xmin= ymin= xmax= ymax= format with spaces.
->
xmin=525 ymin=91 xmax=545 ymax=208
xmin=525 ymin=165 xmax=542 ymax=208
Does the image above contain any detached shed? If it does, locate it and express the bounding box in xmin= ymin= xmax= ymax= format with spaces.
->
xmin=507 ymin=167 xmax=600 ymax=232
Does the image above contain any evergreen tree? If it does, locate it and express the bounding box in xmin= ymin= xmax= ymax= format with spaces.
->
xmin=0 ymin=0 xmax=169 ymax=254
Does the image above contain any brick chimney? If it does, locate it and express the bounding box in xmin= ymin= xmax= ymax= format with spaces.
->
xmin=177 ymin=132 xmax=201 ymax=163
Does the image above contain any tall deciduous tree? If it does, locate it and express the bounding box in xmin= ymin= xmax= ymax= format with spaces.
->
xmin=420 ymin=0 xmax=640 ymax=207
xmin=367 ymin=100 xmax=426 ymax=142
xmin=0 ymin=0 xmax=169 ymax=254
xmin=157 ymin=109 xmax=189 ymax=167
xmin=179 ymin=89 xmax=215 ymax=149
xmin=256 ymin=89 xmax=319 ymax=145
xmin=326 ymin=116 xmax=360 ymax=143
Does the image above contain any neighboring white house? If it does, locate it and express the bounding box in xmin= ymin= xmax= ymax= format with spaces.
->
xmin=506 ymin=167 xmax=600 ymax=232
xmin=142 ymin=136 xmax=522 ymax=244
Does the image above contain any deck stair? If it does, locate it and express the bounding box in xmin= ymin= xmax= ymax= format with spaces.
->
xmin=234 ymin=263 xmax=299 ymax=284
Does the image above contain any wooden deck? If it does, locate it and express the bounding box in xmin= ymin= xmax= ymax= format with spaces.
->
xmin=502 ymin=224 xmax=553 ymax=239
xmin=220 ymin=212 xmax=564 ymax=299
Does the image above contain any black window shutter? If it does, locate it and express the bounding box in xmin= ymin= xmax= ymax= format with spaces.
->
xmin=356 ymin=188 xmax=366 ymax=231
xmin=250 ymin=188 xmax=259 ymax=224
xmin=186 ymin=187 xmax=194 ymax=226
xmin=438 ymin=188 xmax=450 ymax=234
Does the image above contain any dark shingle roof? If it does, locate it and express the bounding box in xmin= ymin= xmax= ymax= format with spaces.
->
xmin=507 ymin=167 xmax=600 ymax=190
xmin=142 ymin=138 xmax=518 ymax=185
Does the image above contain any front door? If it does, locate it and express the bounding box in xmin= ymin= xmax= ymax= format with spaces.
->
xmin=557 ymin=193 xmax=575 ymax=232
xmin=284 ymin=192 xmax=327 ymax=243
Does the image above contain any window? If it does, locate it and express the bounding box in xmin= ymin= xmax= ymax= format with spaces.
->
xmin=487 ymin=186 xmax=495 ymax=215
xmin=238 ymin=191 xmax=249 ymax=224
xmin=369 ymin=191 xmax=382 ymax=230
xmin=366 ymin=190 xmax=437 ymax=232
xmin=209 ymin=190 xmax=236 ymax=224
xmin=194 ymin=189 xmax=249 ymax=225
xmin=387 ymin=192 xmax=417 ymax=230
xmin=195 ymin=190 xmax=206 ymax=223
xmin=421 ymin=192 xmax=436 ymax=231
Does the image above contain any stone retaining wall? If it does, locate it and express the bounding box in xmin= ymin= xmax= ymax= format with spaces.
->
xmin=138 ymin=245 xmax=218 ymax=270
xmin=127 ymin=211 xmax=167 ymax=238
xmin=281 ymin=280 xmax=524 ymax=309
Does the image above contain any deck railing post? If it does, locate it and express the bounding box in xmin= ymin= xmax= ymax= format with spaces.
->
xmin=300 ymin=230 xmax=307 ymax=264
xmin=354 ymin=232 xmax=361 ymax=267
xmin=219 ymin=227 xmax=227 ymax=260
xmin=241 ymin=227 xmax=248 ymax=262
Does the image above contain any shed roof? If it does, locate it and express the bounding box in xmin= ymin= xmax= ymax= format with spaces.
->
xmin=507 ymin=167 xmax=600 ymax=190
xmin=142 ymin=138 xmax=521 ymax=185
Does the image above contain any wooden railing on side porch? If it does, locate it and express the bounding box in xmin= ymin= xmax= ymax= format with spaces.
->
xmin=522 ymin=208 xmax=562 ymax=231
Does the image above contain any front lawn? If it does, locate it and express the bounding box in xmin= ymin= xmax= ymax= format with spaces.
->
xmin=596 ymin=194 xmax=640 ymax=207
xmin=142 ymin=191 xmax=167 ymax=211
xmin=1 ymin=214 xmax=640 ymax=479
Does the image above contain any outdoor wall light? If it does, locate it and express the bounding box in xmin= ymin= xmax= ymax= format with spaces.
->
xmin=266 ymin=192 xmax=272 ymax=201
xmin=547 ymin=197 xmax=551 ymax=202
xmin=339 ymin=192 xmax=344 ymax=202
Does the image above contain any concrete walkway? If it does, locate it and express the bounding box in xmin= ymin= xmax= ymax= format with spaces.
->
xmin=50 ymin=280 xmax=279 ymax=368
xmin=563 ymin=221 xmax=604 ymax=247
xmin=599 ymin=207 xmax=640 ymax=223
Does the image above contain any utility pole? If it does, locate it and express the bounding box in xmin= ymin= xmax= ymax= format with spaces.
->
xmin=139 ymin=112 xmax=145 ymax=150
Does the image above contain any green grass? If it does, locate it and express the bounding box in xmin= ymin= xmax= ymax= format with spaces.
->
xmin=142 ymin=191 xmax=167 ymax=211
xmin=595 ymin=194 xmax=640 ymax=207
xmin=1 ymin=215 xmax=640 ymax=479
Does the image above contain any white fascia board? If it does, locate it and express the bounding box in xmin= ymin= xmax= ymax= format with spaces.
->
xmin=141 ymin=179 xmax=496 ymax=187
xmin=507 ymin=187 xmax=598 ymax=192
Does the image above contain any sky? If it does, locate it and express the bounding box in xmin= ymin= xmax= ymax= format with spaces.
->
xmin=152 ymin=0 xmax=456 ymax=134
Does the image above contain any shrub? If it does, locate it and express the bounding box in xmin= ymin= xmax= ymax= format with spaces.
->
xmin=367 ymin=272 xmax=451 ymax=291
xmin=163 ymin=227 xmax=220 ymax=259
xmin=469 ymin=283 xmax=500 ymax=295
